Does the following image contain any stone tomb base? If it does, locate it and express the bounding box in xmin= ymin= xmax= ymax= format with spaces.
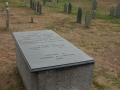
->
xmin=16 ymin=46 xmax=94 ymax=90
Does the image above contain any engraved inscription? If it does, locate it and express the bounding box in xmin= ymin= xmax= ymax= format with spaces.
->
xmin=30 ymin=44 xmax=65 ymax=50
xmin=41 ymin=53 xmax=74 ymax=60
xmin=17 ymin=33 xmax=65 ymax=45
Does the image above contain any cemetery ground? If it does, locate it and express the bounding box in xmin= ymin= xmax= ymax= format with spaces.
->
xmin=0 ymin=0 xmax=120 ymax=90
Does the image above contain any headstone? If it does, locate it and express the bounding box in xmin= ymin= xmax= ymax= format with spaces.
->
xmin=32 ymin=1 xmax=34 ymax=10
xmin=5 ymin=2 xmax=9 ymax=30
xmin=77 ymin=7 xmax=82 ymax=24
xmin=68 ymin=3 xmax=72 ymax=14
xmin=39 ymin=3 xmax=42 ymax=15
xmin=34 ymin=2 xmax=36 ymax=11
xmin=31 ymin=17 xmax=33 ymax=23
xmin=110 ymin=6 xmax=115 ymax=16
xmin=92 ymin=10 xmax=96 ymax=19
xmin=24 ymin=0 xmax=26 ymax=6
xmin=92 ymin=0 xmax=97 ymax=10
xmin=37 ymin=1 xmax=40 ymax=13
xmin=12 ymin=30 xmax=95 ymax=90
xmin=57 ymin=0 xmax=58 ymax=3
xmin=64 ymin=2 xmax=67 ymax=12
xmin=43 ymin=0 xmax=46 ymax=5
xmin=85 ymin=11 xmax=91 ymax=29
xmin=115 ymin=3 xmax=120 ymax=18
xmin=52 ymin=0 xmax=56 ymax=7
xmin=30 ymin=0 xmax=32 ymax=8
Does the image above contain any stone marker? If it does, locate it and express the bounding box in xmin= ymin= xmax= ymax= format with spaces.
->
xmin=110 ymin=6 xmax=115 ymax=16
xmin=52 ymin=0 xmax=56 ymax=7
xmin=24 ymin=0 xmax=26 ymax=6
xmin=32 ymin=1 xmax=34 ymax=10
xmin=92 ymin=0 xmax=97 ymax=10
xmin=30 ymin=0 xmax=32 ymax=8
xmin=57 ymin=0 xmax=58 ymax=3
xmin=68 ymin=3 xmax=72 ymax=14
xmin=85 ymin=11 xmax=91 ymax=29
xmin=43 ymin=0 xmax=46 ymax=5
xmin=37 ymin=1 xmax=40 ymax=12
xmin=31 ymin=17 xmax=33 ymax=23
xmin=5 ymin=2 xmax=9 ymax=30
xmin=34 ymin=2 xmax=36 ymax=11
xmin=92 ymin=10 xmax=96 ymax=19
xmin=115 ymin=3 xmax=120 ymax=18
xmin=39 ymin=3 xmax=42 ymax=15
xmin=12 ymin=30 xmax=95 ymax=90
xmin=64 ymin=2 xmax=67 ymax=12
xmin=77 ymin=7 xmax=82 ymax=24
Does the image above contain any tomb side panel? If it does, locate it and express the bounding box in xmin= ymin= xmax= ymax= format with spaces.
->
xmin=38 ymin=63 xmax=95 ymax=90
xmin=16 ymin=45 xmax=38 ymax=90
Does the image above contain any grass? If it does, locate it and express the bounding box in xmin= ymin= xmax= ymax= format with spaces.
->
xmin=104 ymin=73 xmax=120 ymax=89
xmin=45 ymin=24 xmax=55 ymax=29
xmin=93 ymin=79 xmax=107 ymax=90
xmin=96 ymin=12 xmax=120 ymax=24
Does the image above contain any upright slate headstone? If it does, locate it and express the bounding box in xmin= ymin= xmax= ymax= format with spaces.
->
xmin=39 ymin=3 xmax=42 ymax=15
xmin=115 ymin=3 xmax=120 ymax=18
xmin=110 ymin=6 xmax=115 ymax=16
xmin=64 ymin=2 xmax=67 ymax=12
xmin=34 ymin=2 xmax=36 ymax=11
xmin=68 ymin=3 xmax=72 ymax=14
xmin=92 ymin=0 xmax=97 ymax=10
xmin=77 ymin=7 xmax=82 ymax=24
xmin=43 ymin=0 xmax=46 ymax=5
xmin=37 ymin=1 xmax=40 ymax=13
xmin=52 ymin=0 xmax=56 ymax=7
xmin=32 ymin=1 xmax=34 ymax=10
xmin=85 ymin=11 xmax=91 ymax=29
xmin=57 ymin=0 xmax=58 ymax=3
xmin=92 ymin=10 xmax=96 ymax=19
xmin=5 ymin=2 xmax=9 ymax=30
xmin=30 ymin=0 xmax=32 ymax=8
xmin=24 ymin=0 xmax=26 ymax=6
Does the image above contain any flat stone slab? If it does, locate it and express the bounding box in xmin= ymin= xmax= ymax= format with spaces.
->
xmin=12 ymin=30 xmax=94 ymax=72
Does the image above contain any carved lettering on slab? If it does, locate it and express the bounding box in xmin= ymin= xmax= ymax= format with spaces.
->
xmin=41 ymin=53 xmax=74 ymax=60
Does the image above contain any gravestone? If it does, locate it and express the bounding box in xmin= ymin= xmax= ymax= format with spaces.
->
xmin=52 ymin=0 xmax=56 ymax=7
xmin=30 ymin=0 xmax=32 ymax=8
xmin=24 ymin=0 xmax=26 ymax=6
xmin=43 ymin=0 xmax=46 ymax=5
xmin=32 ymin=1 xmax=34 ymax=10
xmin=34 ymin=2 xmax=36 ymax=11
xmin=92 ymin=10 xmax=96 ymax=19
xmin=110 ymin=6 xmax=115 ymax=16
xmin=115 ymin=3 xmax=120 ymax=18
xmin=57 ymin=0 xmax=58 ymax=3
xmin=85 ymin=11 xmax=91 ymax=29
xmin=68 ymin=3 xmax=72 ymax=14
xmin=92 ymin=0 xmax=97 ymax=10
xmin=77 ymin=7 xmax=82 ymax=24
xmin=5 ymin=2 xmax=9 ymax=30
xmin=64 ymin=2 xmax=67 ymax=12
xmin=31 ymin=17 xmax=33 ymax=23
xmin=39 ymin=3 xmax=42 ymax=15
xmin=12 ymin=30 xmax=95 ymax=90
xmin=37 ymin=1 xmax=40 ymax=13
